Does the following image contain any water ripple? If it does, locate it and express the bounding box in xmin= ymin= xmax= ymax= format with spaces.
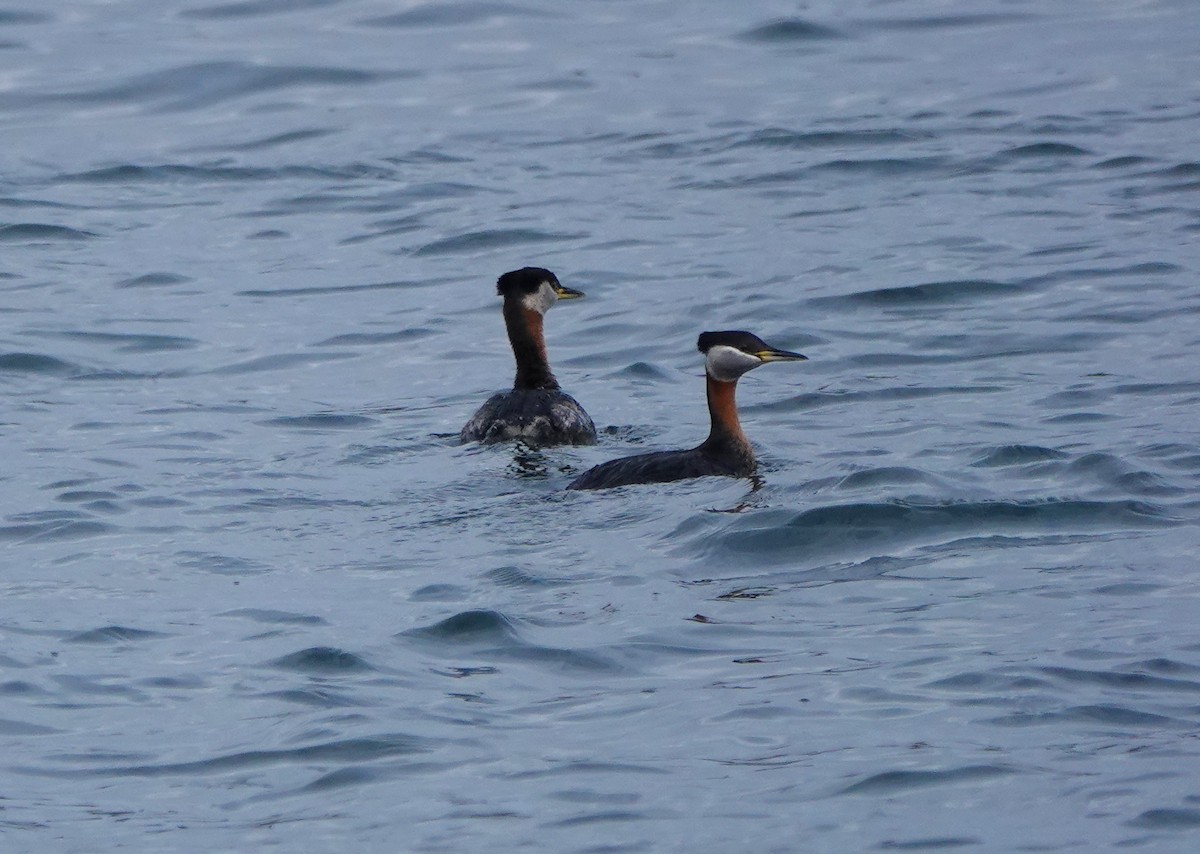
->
xmin=412 ymin=229 xmax=586 ymax=257
xmin=4 ymin=61 xmax=401 ymax=114
xmin=999 ymin=142 xmax=1091 ymax=159
xmin=0 ymin=223 xmax=97 ymax=242
xmin=0 ymin=517 xmax=113 ymax=543
xmin=24 ymin=735 xmax=432 ymax=779
xmin=673 ymin=499 xmax=1179 ymax=569
xmin=361 ymin=3 xmax=545 ymax=29
xmin=1037 ymin=665 xmax=1200 ymax=693
xmin=236 ymin=279 xmax=421 ymax=298
xmin=988 ymin=705 xmax=1189 ymax=728
xmin=971 ymin=445 xmax=1070 ymax=467
xmin=219 ymin=608 xmax=327 ymax=626
xmin=400 ymin=610 xmax=626 ymax=674
xmin=114 ymin=272 xmax=193 ymax=289
xmin=262 ymin=413 xmax=379 ymax=430
xmin=402 ymin=609 xmax=519 ymax=644
xmin=728 ymin=127 xmax=931 ymax=151
xmin=180 ymin=0 xmax=342 ymax=20
xmin=66 ymin=626 xmax=169 ymax=645
xmin=0 ymin=10 xmax=52 ymax=24
xmin=31 ymin=330 xmax=198 ymax=354
xmin=738 ymin=19 xmax=845 ymax=43
xmin=269 ymin=647 xmax=376 ymax=674
xmin=208 ymin=351 xmax=357 ymax=375
xmin=59 ymin=162 xmax=396 ymax=184
xmin=1129 ymin=808 xmax=1200 ymax=829
xmin=839 ymin=765 xmax=1015 ymax=796
xmin=859 ymin=13 xmax=1033 ymax=32
xmin=815 ymin=279 xmax=1024 ymax=307
xmin=0 ymin=352 xmax=79 ymax=375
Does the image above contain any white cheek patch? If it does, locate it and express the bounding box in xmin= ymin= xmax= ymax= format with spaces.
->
xmin=705 ymin=345 xmax=762 ymax=381
xmin=521 ymin=281 xmax=558 ymax=314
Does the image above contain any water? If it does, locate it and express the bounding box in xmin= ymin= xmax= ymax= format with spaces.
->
xmin=3 ymin=0 xmax=1200 ymax=850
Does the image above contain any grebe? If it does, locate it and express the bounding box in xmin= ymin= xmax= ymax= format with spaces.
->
xmin=567 ymin=331 xmax=805 ymax=490
xmin=460 ymin=267 xmax=597 ymax=446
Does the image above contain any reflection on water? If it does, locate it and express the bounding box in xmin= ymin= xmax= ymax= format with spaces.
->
xmin=3 ymin=0 xmax=1200 ymax=850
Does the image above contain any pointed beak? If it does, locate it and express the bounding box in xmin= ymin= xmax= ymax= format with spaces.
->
xmin=756 ymin=345 xmax=807 ymax=363
xmin=554 ymin=284 xmax=585 ymax=300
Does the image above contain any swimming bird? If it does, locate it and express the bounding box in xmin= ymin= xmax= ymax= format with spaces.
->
xmin=460 ymin=267 xmax=597 ymax=446
xmin=567 ymin=330 xmax=805 ymax=490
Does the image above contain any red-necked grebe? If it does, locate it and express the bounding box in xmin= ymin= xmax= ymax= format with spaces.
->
xmin=567 ymin=330 xmax=805 ymax=490
xmin=460 ymin=267 xmax=597 ymax=446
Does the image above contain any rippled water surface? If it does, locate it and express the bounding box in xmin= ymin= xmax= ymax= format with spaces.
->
xmin=4 ymin=1 xmax=1200 ymax=850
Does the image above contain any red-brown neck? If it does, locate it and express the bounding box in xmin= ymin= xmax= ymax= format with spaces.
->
xmin=701 ymin=373 xmax=751 ymax=458
xmin=503 ymin=302 xmax=558 ymax=390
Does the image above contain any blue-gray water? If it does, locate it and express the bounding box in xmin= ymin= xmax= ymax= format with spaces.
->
xmin=3 ymin=1 xmax=1200 ymax=850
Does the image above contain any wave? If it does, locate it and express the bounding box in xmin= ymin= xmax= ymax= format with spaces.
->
xmin=671 ymin=498 xmax=1180 ymax=569
xmin=738 ymin=19 xmax=844 ymax=43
